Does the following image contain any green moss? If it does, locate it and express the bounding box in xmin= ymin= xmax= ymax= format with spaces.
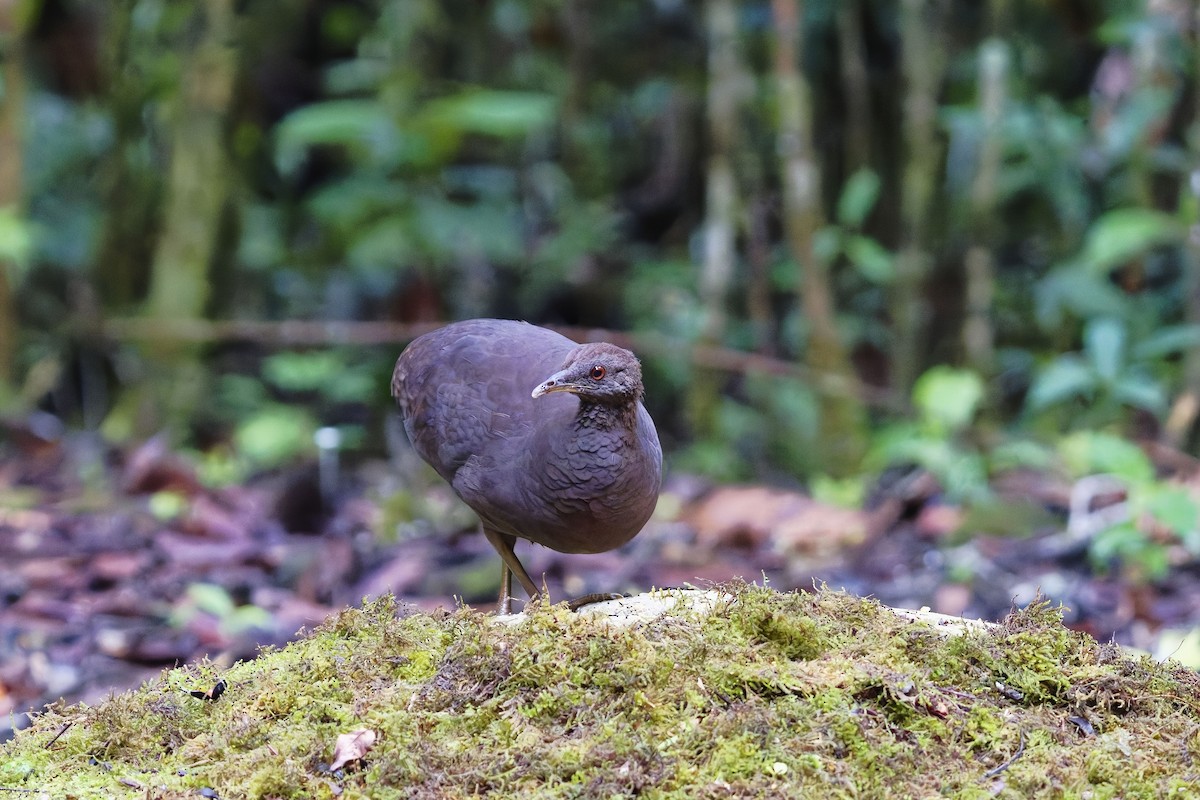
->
xmin=3 ymin=583 xmax=1199 ymax=799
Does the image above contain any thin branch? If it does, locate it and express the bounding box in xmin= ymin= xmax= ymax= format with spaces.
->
xmin=99 ymin=317 xmax=906 ymax=411
xmin=982 ymin=728 xmax=1026 ymax=778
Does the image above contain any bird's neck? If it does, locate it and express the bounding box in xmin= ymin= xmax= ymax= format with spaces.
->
xmin=575 ymin=399 xmax=639 ymax=433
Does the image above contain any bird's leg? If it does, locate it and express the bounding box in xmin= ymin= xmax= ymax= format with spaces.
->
xmin=497 ymin=562 xmax=514 ymax=615
xmin=482 ymin=527 xmax=540 ymax=613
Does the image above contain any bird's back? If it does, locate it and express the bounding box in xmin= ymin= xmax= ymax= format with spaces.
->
xmin=391 ymin=319 xmax=580 ymax=486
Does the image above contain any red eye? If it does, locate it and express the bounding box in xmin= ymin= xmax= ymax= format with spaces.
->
xmin=590 ymin=365 xmax=606 ymax=380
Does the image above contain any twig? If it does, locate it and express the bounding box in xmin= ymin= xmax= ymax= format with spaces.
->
xmin=983 ymin=728 xmax=1026 ymax=778
xmin=99 ymin=318 xmax=907 ymax=411
xmin=44 ymin=721 xmax=73 ymax=748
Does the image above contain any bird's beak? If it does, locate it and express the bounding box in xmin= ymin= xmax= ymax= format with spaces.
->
xmin=532 ymin=370 xmax=576 ymax=399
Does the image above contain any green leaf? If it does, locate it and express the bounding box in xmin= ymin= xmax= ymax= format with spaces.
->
xmin=912 ymin=366 xmax=984 ymax=432
xmin=1058 ymin=431 xmax=1153 ymax=483
xmin=263 ymin=351 xmax=342 ymax=392
xmin=1080 ymin=208 xmax=1182 ymax=275
xmin=274 ymin=99 xmax=412 ymax=174
xmin=864 ymin=421 xmax=922 ymax=471
xmin=1110 ymin=375 xmax=1167 ymax=416
xmin=347 ymin=218 xmax=415 ymax=272
xmin=149 ymin=491 xmax=188 ymax=522
xmin=1089 ymin=521 xmax=1140 ymax=563
xmin=1082 ymin=318 xmax=1125 ymax=383
xmin=409 ymin=194 xmax=523 ymax=263
xmin=307 ymin=176 xmax=408 ymax=234
xmin=234 ymin=405 xmax=318 ymax=467
xmin=0 ymin=206 xmax=34 ymax=271
xmin=876 ymin=436 xmax=957 ymax=475
xmin=186 ymin=583 xmax=236 ymax=618
xmin=1035 ymin=264 xmax=1128 ymax=328
xmin=843 ymin=235 xmax=894 ymax=284
xmin=224 ymin=605 xmax=274 ymax=636
xmin=1131 ymin=325 xmax=1200 ymax=361
xmin=262 ymin=351 xmax=377 ymax=405
xmin=1026 ymin=355 xmax=1096 ymax=411
xmin=809 ymin=474 xmax=865 ymax=508
xmin=988 ymin=439 xmax=1055 ymax=472
xmin=1091 ymin=521 xmax=1169 ymax=581
xmin=836 ymin=168 xmax=881 ymax=228
xmin=418 ymin=90 xmax=557 ymax=138
xmin=1097 ymin=87 xmax=1177 ymax=161
xmin=813 ymin=226 xmax=842 ymax=264
xmin=1141 ymin=485 xmax=1199 ymax=536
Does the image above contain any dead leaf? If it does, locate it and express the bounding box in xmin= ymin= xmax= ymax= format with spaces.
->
xmin=123 ymin=435 xmax=201 ymax=495
xmin=684 ymin=486 xmax=867 ymax=558
xmin=329 ymin=728 xmax=377 ymax=771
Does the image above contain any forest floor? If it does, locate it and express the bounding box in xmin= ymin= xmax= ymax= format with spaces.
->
xmin=4 ymin=417 xmax=1200 ymax=741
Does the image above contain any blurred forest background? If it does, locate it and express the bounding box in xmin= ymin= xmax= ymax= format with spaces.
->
xmin=3 ymin=0 xmax=1200 ymax=732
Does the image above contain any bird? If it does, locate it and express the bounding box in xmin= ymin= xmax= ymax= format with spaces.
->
xmin=391 ymin=319 xmax=662 ymax=613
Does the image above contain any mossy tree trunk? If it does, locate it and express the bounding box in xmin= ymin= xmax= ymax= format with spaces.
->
xmin=771 ymin=0 xmax=866 ymax=476
xmin=146 ymin=0 xmax=236 ymax=324
xmin=0 ymin=0 xmax=30 ymax=397
xmin=93 ymin=0 xmax=163 ymax=312
xmin=130 ymin=0 xmax=238 ymax=437
xmin=962 ymin=40 xmax=1008 ymax=376
xmin=891 ymin=0 xmax=946 ymax=396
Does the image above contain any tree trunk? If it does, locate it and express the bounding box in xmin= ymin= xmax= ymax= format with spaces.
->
xmin=686 ymin=0 xmax=743 ymax=443
xmin=744 ymin=194 xmax=776 ymax=355
xmin=891 ymin=0 xmax=945 ymax=395
xmin=701 ymin=0 xmax=739 ymax=345
xmin=146 ymin=0 xmax=236 ymax=323
xmin=94 ymin=1 xmax=161 ymax=311
xmin=0 ymin=0 xmax=28 ymax=394
xmin=962 ymin=40 xmax=1008 ymax=375
xmin=133 ymin=0 xmax=238 ymax=436
xmin=771 ymin=0 xmax=866 ymax=476
xmin=836 ymin=0 xmax=872 ymax=173
xmin=1165 ymin=3 xmax=1200 ymax=447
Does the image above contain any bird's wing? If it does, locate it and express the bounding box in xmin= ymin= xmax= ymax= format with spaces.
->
xmin=392 ymin=320 xmax=576 ymax=485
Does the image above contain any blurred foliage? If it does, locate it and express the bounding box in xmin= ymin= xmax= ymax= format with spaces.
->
xmin=1059 ymin=430 xmax=1200 ymax=582
xmin=870 ymin=366 xmax=990 ymax=503
xmin=170 ymin=582 xmax=273 ymax=638
xmin=0 ymin=0 xmax=1199 ymax=534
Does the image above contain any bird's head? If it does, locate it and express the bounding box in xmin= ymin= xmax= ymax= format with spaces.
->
xmin=532 ymin=342 xmax=644 ymax=405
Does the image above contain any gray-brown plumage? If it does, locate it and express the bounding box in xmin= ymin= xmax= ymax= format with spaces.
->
xmin=391 ymin=319 xmax=662 ymax=612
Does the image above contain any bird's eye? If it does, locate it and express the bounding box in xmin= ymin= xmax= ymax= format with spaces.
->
xmin=589 ymin=365 xmax=606 ymax=380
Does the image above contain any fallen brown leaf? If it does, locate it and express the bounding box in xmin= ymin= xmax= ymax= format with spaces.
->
xmin=329 ymin=728 xmax=377 ymax=772
xmin=684 ymin=486 xmax=867 ymax=558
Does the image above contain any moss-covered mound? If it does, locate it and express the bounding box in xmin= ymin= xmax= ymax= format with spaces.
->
xmin=3 ymin=584 xmax=1199 ymax=798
